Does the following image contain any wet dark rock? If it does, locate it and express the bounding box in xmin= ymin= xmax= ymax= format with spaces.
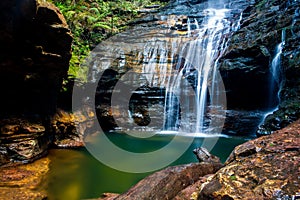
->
xmin=219 ymin=30 xmax=273 ymax=110
xmin=216 ymin=0 xmax=300 ymax=134
xmin=223 ymin=110 xmax=265 ymax=136
xmin=51 ymin=110 xmax=87 ymax=148
xmin=257 ymin=100 xmax=300 ymax=137
xmin=0 ymin=0 xmax=72 ymax=165
xmin=197 ymin=119 xmax=300 ymax=200
xmin=93 ymin=67 xmax=167 ymax=131
xmin=259 ymin=32 xmax=300 ymax=135
xmin=0 ymin=0 xmax=72 ymax=116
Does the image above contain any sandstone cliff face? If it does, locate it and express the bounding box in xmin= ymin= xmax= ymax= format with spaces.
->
xmin=218 ymin=0 xmax=300 ymax=135
xmin=0 ymin=0 xmax=72 ymax=116
xmin=105 ymin=1 xmax=300 ymax=195
xmin=0 ymin=0 xmax=72 ymax=166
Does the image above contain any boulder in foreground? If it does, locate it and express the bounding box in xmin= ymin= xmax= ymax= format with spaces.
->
xmin=198 ymin=119 xmax=300 ymax=199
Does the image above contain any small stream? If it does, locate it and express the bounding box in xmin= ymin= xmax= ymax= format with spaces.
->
xmin=46 ymin=134 xmax=247 ymax=200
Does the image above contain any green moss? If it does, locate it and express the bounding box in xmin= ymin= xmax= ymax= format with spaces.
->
xmin=49 ymin=0 xmax=168 ymax=84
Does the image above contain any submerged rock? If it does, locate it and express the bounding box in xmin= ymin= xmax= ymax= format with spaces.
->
xmin=193 ymin=147 xmax=221 ymax=163
xmin=0 ymin=157 xmax=49 ymax=200
xmin=197 ymin=119 xmax=300 ymax=199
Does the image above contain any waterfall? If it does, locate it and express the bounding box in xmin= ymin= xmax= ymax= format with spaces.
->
xmin=268 ymin=29 xmax=286 ymax=109
xmin=194 ymin=8 xmax=230 ymax=133
xmin=162 ymin=7 xmax=241 ymax=134
xmin=85 ymin=0 xmax=248 ymax=134
xmin=258 ymin=29 xmax=286 ymax=131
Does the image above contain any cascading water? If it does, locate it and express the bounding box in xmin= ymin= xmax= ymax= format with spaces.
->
xmin=162 ymin=7 xmax=242 ymax=133
xmin=258 ymin=29 xmax=286 ymax=132
xmin=268 ymin=29 xmax=286 ymax=110
xmin=269 ymin=29 xmax=286 ymax=108
xmin=87 ymin=0 xmax=248 ymax=134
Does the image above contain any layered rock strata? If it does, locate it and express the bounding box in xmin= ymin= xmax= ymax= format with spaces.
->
xmin=0 ymin=0 xmax=72 ymax=165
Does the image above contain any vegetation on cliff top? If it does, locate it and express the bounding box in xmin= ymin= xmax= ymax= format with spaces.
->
xmin=50 ymin=0 xmax=167 ymax=82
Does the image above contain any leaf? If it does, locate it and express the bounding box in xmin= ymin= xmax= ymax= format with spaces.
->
xmin=87 ymin=16 xmax=98 ymax=24
xmin=92 ymin=22 xmax=112 ymax=30
xmin=65 ymin=11 xmax=76 ymax=19
xmin=89 ymin=7 xmax=100 ymax=15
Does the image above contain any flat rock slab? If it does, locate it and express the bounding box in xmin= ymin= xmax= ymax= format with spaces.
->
xmin=0 ymin=118 xmax=49 ymax=166
xmin=113 ymin=162 xmax=223 ymax=200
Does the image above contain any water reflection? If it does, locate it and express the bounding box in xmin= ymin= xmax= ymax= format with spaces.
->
xmin=46 ymin=135 xmax=246 ymax=200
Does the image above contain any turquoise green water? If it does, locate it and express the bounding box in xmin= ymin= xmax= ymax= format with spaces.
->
xmin=46 ymin=134 xmax=247 ymax=200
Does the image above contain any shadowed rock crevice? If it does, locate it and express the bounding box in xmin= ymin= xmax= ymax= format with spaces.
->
xmin=216 ymin=0 xmax=300 ymax=135
xmin=0 ymin=0 xmax=72 ymax=117
xmin=0 ymin=0 xmax=72 ymax=166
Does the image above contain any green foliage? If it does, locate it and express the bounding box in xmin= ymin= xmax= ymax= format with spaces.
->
xmin=50 ymin=0 xmax=167 ymax=83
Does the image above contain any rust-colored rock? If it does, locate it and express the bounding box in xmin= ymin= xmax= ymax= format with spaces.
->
xmin=0 ymin=118 xmax=49 ymax=167
xmin=0 ymin=157 xmax=49 ymax=200
xmin=197 ymin=120 xmax=300 ymax=200
xmin=98 ymin=193 xmax=120 ymax=200
xmin=51 ymin=109 xmax=96 ymax=148
xmin=114 ymin=162 xmax=223 ymax=200
xmin=103 ymin=120 xmax=300 ymax=200
xmin=173 ymin=174 xmax=213 ymax=200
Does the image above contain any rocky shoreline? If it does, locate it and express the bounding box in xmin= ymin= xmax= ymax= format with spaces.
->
xmin=1 ymin=118 xmax=299 ymax=200
xmin=102 ymin=119 xmax=300 ymax=200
